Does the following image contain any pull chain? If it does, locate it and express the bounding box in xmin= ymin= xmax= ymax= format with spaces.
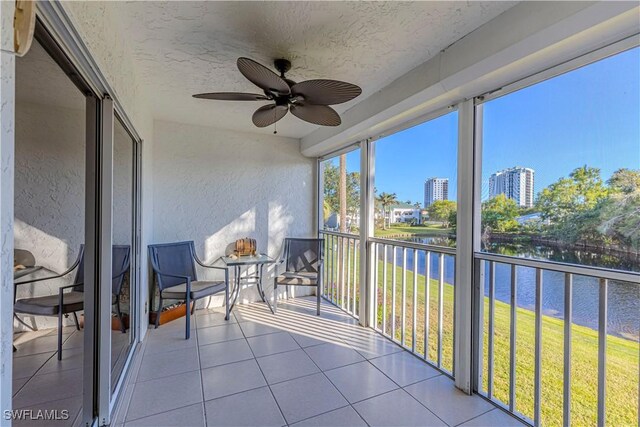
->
xmin=273 ymin=108 xmax=278 ymax=134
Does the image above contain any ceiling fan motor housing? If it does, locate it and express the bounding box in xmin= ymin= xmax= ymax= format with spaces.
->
xmin=274 ymin=58 xmax=292 ymax=76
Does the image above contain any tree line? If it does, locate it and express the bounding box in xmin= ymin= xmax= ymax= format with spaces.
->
xmin=323 ymin=160 xmax=639 ymax=251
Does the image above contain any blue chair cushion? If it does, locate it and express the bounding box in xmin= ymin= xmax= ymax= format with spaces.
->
xmin=161 ymin=280 xmax=226 ymax=300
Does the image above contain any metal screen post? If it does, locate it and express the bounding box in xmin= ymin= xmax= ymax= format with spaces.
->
xmin=597 ymin=279 xmax=608 ymax=427
xmin=97 ymin=97 xmax=114 ymax=425
xmin=534 ymin=269 xmax=543 ymax=426
xmin=563 ymin=273 xmax=573 ymax=427
xmin=360 ymin=139 xmax=374 ymax=327
xmin=455 ymin=99 xmax=476 ymax=392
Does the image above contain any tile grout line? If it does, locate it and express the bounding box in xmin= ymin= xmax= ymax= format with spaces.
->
xmin=195 ymin=308 xmax=209 ymax=426
xmin=452 ymin=407 xmax=497 ymax=427
xmin=117 ymin=334 xmax=149 ymax=425
xmin=240 ymin=301 xmax=361 ymax=425
xmin=12 ymin=331 xmax=80 ymax=398
xmin=350 ymin=342 xmax=450 ymax=426
xmin=287 ymin=404 xmax=354 ymax=426
xmin=323 ymin=329 xmax=451 ymax=427
xmin=323 ymin=310 xmax=454 ymax=426
xmin=124 ymin=401 xmax=207 ymax=424
xmin=13 ymin=389 xmax=84 ymax=412
xmin=237 ymin=309 xmax=289 ymax=426
xmin=299 ymin=335 xmax=371 ymax=427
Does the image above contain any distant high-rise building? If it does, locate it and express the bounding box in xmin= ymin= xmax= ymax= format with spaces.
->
xmin=489 ymin=167 xmax=535 ymax=208
xmin=424 ymin=178 xmax=449 ymax=207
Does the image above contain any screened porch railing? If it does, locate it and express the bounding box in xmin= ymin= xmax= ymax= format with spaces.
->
xmin=370 ymin=237 xmax=456 ymax=376
xmin=320 ymin=230 xmax=361 ymax=319
xmin=474 ymin=252 xmax=639 ymax=427
xmin=320 ymin=230 xmax=457 ymax=376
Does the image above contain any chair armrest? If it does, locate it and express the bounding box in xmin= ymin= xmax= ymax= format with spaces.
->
xmin=58 ymin=283 xmax=83 ymax=311
xmin=58 ymin=283 xmax=83 ymax=292
xmin=15 ymin=271 xmax=70 ymax=287
xmin=16 ymin=251 xmax=82 ymax=287
xmin=273 ymin=259 xmax=286 ymax=277
xmin=113 ymin=266 xmax=130 ymax=281
xmin=193 ymin=254 xmax=226 ymax=270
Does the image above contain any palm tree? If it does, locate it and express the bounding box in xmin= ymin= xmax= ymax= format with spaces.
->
xmin=414 ymin=202 xmax=422 ymax=225
xmin=339 ymin=154 xmax=347 ymax=232
xmin=376 ymin=192 xmax=398 ymax=229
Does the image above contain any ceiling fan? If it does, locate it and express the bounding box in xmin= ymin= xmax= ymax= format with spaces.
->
xmin=193 ymin=57 xmax=362 ymax=130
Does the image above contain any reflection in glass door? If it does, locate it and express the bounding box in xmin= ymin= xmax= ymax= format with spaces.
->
xmin=110 ymin=117 xmax=139 ymax=393
xmin=12 ymin=25 xmax=102 ymax=427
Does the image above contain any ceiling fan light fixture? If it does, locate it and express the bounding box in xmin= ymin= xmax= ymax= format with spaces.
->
xmin=193 ymin=57 xmax=361 ymax=129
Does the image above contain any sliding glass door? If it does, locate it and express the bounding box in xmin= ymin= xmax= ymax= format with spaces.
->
xmin=110 ymin=115 xmax=140 ymax=397
xmin=11 ymin=19 xmax=143 ymax=427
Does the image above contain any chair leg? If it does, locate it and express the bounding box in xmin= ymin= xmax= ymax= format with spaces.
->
xmin=317 ymin=284 xmax=321 ymax=316
xmin=225 ymin=282 xmax=230 ymax=321
xmin=72 ymin=312 xmax=81 ymax=330
xmin=154 ymin=296 xmax=163 ymax=329
xmin=115 ymin=298 xmax=126 ymax=333
xmin=191 ymin=300 xmax=196 ymax=315
xmin=57 ymin=310 xmax=63 ymax=361
xmin=286 ymin=284 xmax=290 ymax=300
xmin=273 ymin=281 xmax=277 ymax=313
xmin=185 ymin=294 xmax=191 ymax=340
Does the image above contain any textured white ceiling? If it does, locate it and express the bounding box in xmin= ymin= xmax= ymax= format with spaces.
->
xmin=110 ymin=1 xmax=516 ymax=138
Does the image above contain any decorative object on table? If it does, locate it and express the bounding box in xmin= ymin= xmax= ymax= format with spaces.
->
xmin=192 ymin=57 xmax=362 ymax=132
xmin=274 ymin=238 xmax=324 ymax=315
xmin=14 ymin=249 xmax=36 ymax=273
xmin=148 ymin=240 xmax=229 ymax=339
xmin=234 ymin=237 xmax=257 ymax=257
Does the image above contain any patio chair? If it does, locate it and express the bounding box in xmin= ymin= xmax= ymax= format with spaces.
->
xmin=274 ymin=238 xmax=324 ymax=315
xmin=14 ymin=247 xmax=84 ymax=360
xmin=14 ymin=245 xmax=131 ymax=360
xmin=148 ymin=241 xmax=229 ymax=339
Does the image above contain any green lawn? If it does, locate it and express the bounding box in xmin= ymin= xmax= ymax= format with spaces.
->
xmin=323 ymin=241 xmax=639 ymax=426
xmin=374 ymin=223 xmax=452 ymax=238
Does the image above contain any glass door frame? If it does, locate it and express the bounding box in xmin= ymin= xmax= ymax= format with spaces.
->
xmin=31 ymin=19 xmax=103 ymax=427
xmin=31 ymin=8 xmax=145 ymax=425
xmin=107 ymin=112 xmax=143 ymax=415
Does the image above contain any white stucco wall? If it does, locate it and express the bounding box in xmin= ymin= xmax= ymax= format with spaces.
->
xmin=0 ymin=1 xmax=16 ymax=419
xmin=113 ymin=119 xmax=134 ymax=248
xmin=13 ymin=102 xmax=85 ymax=330
xmin=14 ymin=102 xmax=85 ymax=272
xmin=152 ymin=120 xmax=316 ymax=306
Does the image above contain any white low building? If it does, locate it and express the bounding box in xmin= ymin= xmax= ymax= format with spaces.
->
xmin=388 ymin=203 xmax=421 ymax=224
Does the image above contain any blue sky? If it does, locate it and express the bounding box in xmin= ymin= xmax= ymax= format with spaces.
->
xmin=333 ymin=46 xmax=639 ymax=205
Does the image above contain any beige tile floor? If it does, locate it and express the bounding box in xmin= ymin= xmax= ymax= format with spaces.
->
xmin=119 ymin=297 xmax=526 ymax=427
xmin=12 ymin=327 xmax=84 ymax=427
xmin=12 ymin=322 xmax=132 ymax=427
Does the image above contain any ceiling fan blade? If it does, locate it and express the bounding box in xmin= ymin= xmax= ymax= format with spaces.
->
xmin=252 ymin=104 xmax=288 ymax=128
xmin=290 ymin=104 xmax=341 ymax=126
xmin=237 ymin=57 xmax=291 ymax=96
xmin=193 ymin=92 xmax=269 ymax=101
xmin=291 ymin=80 xmax=362 ymax=105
